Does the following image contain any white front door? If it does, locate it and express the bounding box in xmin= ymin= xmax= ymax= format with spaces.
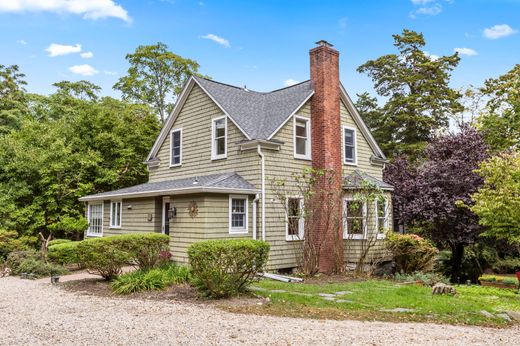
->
xmin=162 ymin=197 xmax=170 ymax=235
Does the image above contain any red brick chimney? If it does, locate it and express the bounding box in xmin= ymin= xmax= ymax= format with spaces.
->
xmin=309 ymin=40 xmax=344 ymax=273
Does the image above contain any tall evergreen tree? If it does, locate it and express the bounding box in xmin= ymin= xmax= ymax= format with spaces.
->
xmin=0 ymin=64 xmax=27 ymax=135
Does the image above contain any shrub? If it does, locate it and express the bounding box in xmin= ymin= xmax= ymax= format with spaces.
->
xmin=111 ymin=233 xmax=170 ymax=270
xmin=77 ymin=237 xmax=131 ymax=280
xmin=6 ymin=250 xmax=67 ymax=277
xmin=393 ymin=271 xmax=450 ymax=286
xmin=48 ymin=242 xmax=81 ymax=267
xmin=0 ymin=230 xmax=37 ymax=259
xmin=385 ymin=233 xmax=438 ymax=274
xmin=492 ymin=257 xmax=520 ymax=274
xmin=188 ymin=239 xmax=270 ymax=298
xmin=48 ymin=239 xmax=72 ymax=247
xmin=111 ymin=262 xmax=191 ymax=294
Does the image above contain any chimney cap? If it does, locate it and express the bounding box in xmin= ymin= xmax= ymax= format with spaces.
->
xmin=315 ymin=40 xmax=334 ymax=48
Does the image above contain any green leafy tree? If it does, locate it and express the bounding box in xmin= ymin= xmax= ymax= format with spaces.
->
xmin=357 ymin=29 xmax=463 ymax=159
xmin=0 ymin=64 xmax=27 ymax=135
xmin=471 ymin=152 xmax=520 ymax=248
xmin=478 ymin=64 xmax=520 ymax=151
xmin=114 ymin=42 xmax=201 ymax=123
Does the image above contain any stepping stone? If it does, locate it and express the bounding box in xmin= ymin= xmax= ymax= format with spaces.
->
xmin=336 ymin=299 xmax=354 ymax=303
xmin=496 ymin=313 xmax=512 ymax=322
xmin=290 ymin=292 xmax=312 ymax=297
xmin=480 ymin=310 xmax=494 ymax=318
xmin=334 ymin=291 xmax=353 ymax=295
xmin=250 ymin=286 xmax=267 ymax=291
xmin=506 ymin=311 xmax=520 ymax=321
xmin=380 ymin=308 xmax=415 ymax=313
xmin=322 ymin=297 xmax=336 ymax=301
xmin=318 ymin=293 xmax=336 ymax=298
xmin=270 ymin=289 xmax=287 ymax=293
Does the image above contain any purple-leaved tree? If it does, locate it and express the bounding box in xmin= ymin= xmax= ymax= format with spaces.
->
xmin=385 ymin=126 xmax=489 ymax=282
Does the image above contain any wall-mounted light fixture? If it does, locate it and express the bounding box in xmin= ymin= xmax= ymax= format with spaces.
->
xmin=168 ymin=206 xmax=177 ymax=219
xmin=127 ymin=205 xmax=133 ymax=210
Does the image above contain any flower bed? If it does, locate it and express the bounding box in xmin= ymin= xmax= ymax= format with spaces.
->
xmin=479 ymin=275 xmax=519 ymax=289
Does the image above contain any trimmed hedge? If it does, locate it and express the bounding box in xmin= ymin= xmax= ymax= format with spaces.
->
xmin=48 ymin=239 xmax=72 ymax=247
xmin=48 ymin=242 xmax=81 ymax=266
xmin=385 ymin=233 xmax=438 ymax=274
xmin=111 ymin=233 xmax=170 ymax=270
xmin=188 ymin=239 xmax=270 ymax=298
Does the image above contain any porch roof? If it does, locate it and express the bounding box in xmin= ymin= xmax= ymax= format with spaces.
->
xmin=79 ymin=172 xmax=259 ymax=201
xmin=343 ymin=170 xmax=394 ymax=191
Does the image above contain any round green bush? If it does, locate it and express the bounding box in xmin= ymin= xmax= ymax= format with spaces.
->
xmin=48 ymin=242 xmax=80 ymax=266
xmin=188 ymin=239 xmax=270 ymax=298
xmin=385 ymin=233 xmax=438 ymax=274
xmin=48 ymin=239 xmax=72 ymax=247
xmin=111 ymin=233 xmax=170 ymax=270
xmin=77 ymin=237 xmax=131 ymax=280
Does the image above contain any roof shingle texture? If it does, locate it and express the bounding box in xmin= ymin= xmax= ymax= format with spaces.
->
xmin=194 ymin=76 xmax=313 ymax=139
xmin=343 ymin=170 xmax=394 ymax=190
xmin=81 ymin=172 xmax=257 ymax=199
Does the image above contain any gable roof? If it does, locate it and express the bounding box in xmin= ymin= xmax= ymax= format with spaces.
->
xmin=147 ymin=76 xmax=386 ymax=161
xmin=79 ymin=172 xmax=258 ymax=201
xmin=343 ymin=170 xmax=394 ymax=191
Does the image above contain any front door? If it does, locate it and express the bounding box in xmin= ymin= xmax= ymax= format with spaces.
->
xmin=162 ymin=197 xmax=170 ymax=235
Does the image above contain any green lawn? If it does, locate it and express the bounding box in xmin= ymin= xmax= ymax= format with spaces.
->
xmin=240 ymin=279 xmax=520 ymax=326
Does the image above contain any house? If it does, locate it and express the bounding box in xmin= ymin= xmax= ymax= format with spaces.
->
xmin=79 ymin=41 xmax=393 ymax=272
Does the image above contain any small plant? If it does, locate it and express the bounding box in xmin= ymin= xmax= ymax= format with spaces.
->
xmin=188 ymin=239 xmax=270 ymax=298
xmin=48 ymin=242 xmax=81 ymax=267
xmin=111 ymin=262 xmax=191 ymax=294
xmin=479 ymin=275 xmax=519 ymax=286
xmin=385 ymin=233 xmax=438 ymax=274
xmin=6 ymin=250 xmax=67 ymax=278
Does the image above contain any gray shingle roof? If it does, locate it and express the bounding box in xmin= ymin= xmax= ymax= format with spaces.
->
xmin=343 ymin=170 xmax=394 ymax=191
xmin=79 ymin=172 xmax=258 ymax=201
xmin=194 ymin=76 xmax=313 ymax=139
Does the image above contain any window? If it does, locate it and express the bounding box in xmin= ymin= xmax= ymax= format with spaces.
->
xmin=87 ymin=202 xmax=103 ymax=237
xmin=343 ymin=199 xmax=365 ymax=239
xmin=170 ymin=128 xmax=182 ymax=167
xmin=229 ymin=195 xmax=248 ymax=233
xmin=343 ymin=126 xmax=357 ymax=165
xmin=110 ymin=200 xmax=122 ymax=229
xmin=212 ymin=116 xmax=227 ymax=160
xmin=375 ymin=198 xmax=389 ymax=238
xmin=294 ymin=116 xmax=311 ymax=160
xmin=286 ymin=197 xmax=304 ymax=241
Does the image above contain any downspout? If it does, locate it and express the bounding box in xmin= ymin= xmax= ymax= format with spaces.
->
xmin=257 ymin=145 xmax=266 ymax=241
xmin=252 ymin=193 xmax=260 ymax=240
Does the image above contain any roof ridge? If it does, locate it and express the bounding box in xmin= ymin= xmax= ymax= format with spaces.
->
xmin=206 ymin=171 xmax=236 ymax=186
xmin=195 ymin=76 xmax=263 ymax=94
xmin=267 ymin=80 xmax=311 ymax=93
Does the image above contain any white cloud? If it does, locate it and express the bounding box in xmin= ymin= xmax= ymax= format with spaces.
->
xmin=200 ymin=34 xmax=230 ymax=48
xmin=454 ymin=47 xmax=478 ymax=56
xmin=483 ymin=24 xmax=518 ymax=39
xmin=0 ymin=0 xmax=130 ymax=22
xmin=284 ymin=79 xmax=300 ymax=87
xmin=69 ymin=64 xmax=98 ymax=76
xmin=17 ymin=39 xmax=27 ymax=45
xmin=103 ymin=70 xmax=117 ymax=76
xmin=45 ymin=43 xmax=81 ymax=57
xmin=416 ymin=4 xmax=442 ymax=15
xmin=80 ymin=51 xmax=93 ymax=59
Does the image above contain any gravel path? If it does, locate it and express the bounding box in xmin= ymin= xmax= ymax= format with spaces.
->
xmin=0 ymin=277 xmax=518 ymax=346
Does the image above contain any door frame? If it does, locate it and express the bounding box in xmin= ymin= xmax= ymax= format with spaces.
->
xmin=162 ymin=196 xmax=170 ymax=235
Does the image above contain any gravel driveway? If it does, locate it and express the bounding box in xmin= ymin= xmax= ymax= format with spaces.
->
xmin=0 ymin=277 xmax=518 ymax=346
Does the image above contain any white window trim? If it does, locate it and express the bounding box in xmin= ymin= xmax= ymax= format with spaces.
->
xmin=343 ymin=198 xmax=366 ymax=240
xmin=169 ymin=128 xmax=182 ymax=167
xmin=285 ymin=196 xmax=304 ymax=241
xmin=87 ymin=202 xmax=104 ymax=237
xmin=342 ymin=125 xmax=358 ymax=166
xmin=109 ymin=200 xmax=122 ymax=229
xmin=211 ymin=116 xmax=227 ymax=160
xmin=375 ymin=198 xmax=389 ymax=240
xmin=229 ymin=195 xmax=248 ymax=234
xmin=293 ymin=115 xmax=311 ymax=160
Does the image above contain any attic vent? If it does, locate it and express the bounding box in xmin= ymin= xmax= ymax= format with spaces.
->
xmin=315 ymin=40 xmax=334 ymax=48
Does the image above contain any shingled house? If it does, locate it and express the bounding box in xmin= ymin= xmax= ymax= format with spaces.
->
xmin=79 ymin=41 xmax=393 ymax=272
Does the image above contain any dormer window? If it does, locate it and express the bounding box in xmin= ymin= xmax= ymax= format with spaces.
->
xmin=343 ymin=126 xmax=357 ymax=165
xmin=170 ymin=128 xmax=182 ymax=167
xmin=294 ymin=115 xmax=311 ymax=160
xmin=212 ymin=116 xmax=227 ymax=160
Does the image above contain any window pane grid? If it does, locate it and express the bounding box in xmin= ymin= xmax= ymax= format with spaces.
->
xmin=171 ymin=130 xmax=181 ymax=165
xmin=344 ymin=128 xmax=356 ymax=163
xmin=89 ymin=203 xmax=103 ymax=235
xmin=213 ymin=118 xmax=226 ymax=157
xmin=231 ymin=198 xmax=246 ymax=230
xmin=344 ymin=200 xmax=364 ymax=236
xmin=294 ymin=118 xmax=309 ymax=157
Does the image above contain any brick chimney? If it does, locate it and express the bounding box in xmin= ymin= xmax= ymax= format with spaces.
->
xmin=309 ymin=40 xmax=344 ymax=273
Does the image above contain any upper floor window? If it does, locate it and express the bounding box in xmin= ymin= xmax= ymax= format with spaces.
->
xmin=343 ymin=199 xmax=366 ymax=239
xmin=87 ymin=202 xmax=103 ymax=237
xmin=286 ymin=197 xmax=304 ymax=241
xmin=229 ymin=195 xmax=248 ymax=234
xmin=343 ymin=126 xmax=357 ymax=165
xmin=212 ymin=116 xmax=227 ymax=160
xmin=110 ymin=200 xmax=122 ymax=229
xmin=170 ymin=128 xmax=182 ymax=167
xmin=294 ymin=115 xmax=311 ymax=160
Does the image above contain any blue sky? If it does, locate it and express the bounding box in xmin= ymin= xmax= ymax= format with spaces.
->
xmin=1 ymin=0 xmax=519 ymax=100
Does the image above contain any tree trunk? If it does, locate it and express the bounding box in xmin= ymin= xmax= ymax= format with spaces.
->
xmin=450 ymin=243 xmax=465 ymax=283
